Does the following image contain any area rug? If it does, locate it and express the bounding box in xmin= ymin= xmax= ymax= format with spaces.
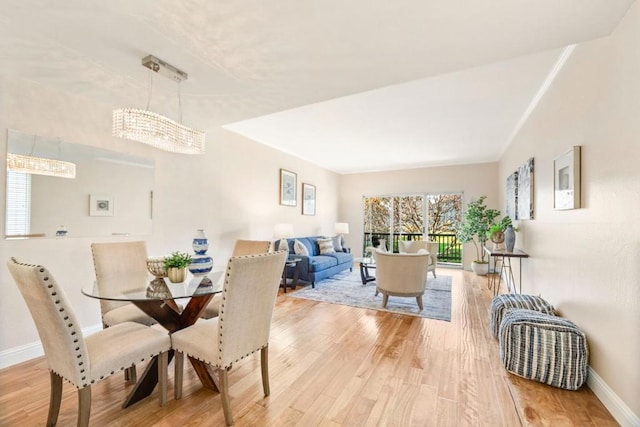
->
xmin=287 ymin=270 xmax=451 ymax=321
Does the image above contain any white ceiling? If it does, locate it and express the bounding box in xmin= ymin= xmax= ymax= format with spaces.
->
xmin=1 ymin=0 xmax=635 ymax=173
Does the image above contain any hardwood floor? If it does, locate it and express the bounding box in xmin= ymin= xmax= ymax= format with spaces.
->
xmin=0 ymin=270 xmax=617 ymax=426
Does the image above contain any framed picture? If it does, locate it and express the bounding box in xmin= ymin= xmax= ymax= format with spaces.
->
xmin=279 ymin=169 xmax=297 ymax=206
xmin=89 ymin=194 xmax=114 ymax=216
xmin=554 ymin=146 xmax=581 ymax=210
xmin=302 ymin=183 xmax=316 ymax=215
xmin=505 ymin=171 xmax=518 ymax=221
xmin=516 ymin=157 xmax=534 ymax=220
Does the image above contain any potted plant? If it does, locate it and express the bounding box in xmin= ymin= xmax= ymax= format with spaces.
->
xmin=486 ymin=216 xmax=513 ymax=249
xmin=163 ymin=251 xmax=193 ymax=283
xmin=456 ymin=196 xmax=500 ymax=275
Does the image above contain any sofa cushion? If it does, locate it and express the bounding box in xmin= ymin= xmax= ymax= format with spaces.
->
xmin=309 ymin=255 xmax=338 ymax=272
xmin=324 ymin=251 xmax=352 ymax=264
xmin=318 ymin=237 xmax=335 ymax=254
xmin=294 ymin=239 xmax=310 ymax=256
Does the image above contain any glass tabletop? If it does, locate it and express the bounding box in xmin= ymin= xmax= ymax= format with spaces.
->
xmin=82 ymin=270 xmax=224 ymax=302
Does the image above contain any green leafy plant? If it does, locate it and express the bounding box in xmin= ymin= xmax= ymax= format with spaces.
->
xmin=456 ymin=196 xmax=500 ymax=263
xmin=486 ymin=216 xmax=516 ymax=240
xmin=163 ymin=251 xmax=192 ymax=269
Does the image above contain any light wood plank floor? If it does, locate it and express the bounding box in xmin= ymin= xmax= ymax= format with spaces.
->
xmin=0 ymin=270 xmax=617 ymax=426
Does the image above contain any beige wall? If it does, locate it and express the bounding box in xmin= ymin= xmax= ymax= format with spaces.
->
xmin=0 ymin=77 xmax=341 ymax=353
xmin=338 ymin=162 xmax=499 ymax=269
xmin=498 ymin=2 xmax=639 ymax=418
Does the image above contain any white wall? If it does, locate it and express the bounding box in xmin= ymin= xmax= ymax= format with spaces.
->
xmin=498 ymin=2 xmax=639 ymax=422
xmin=0 ymin=76 xmax=341 ymax=355
xmin=338 ymin=162 xmax=499 ymax=268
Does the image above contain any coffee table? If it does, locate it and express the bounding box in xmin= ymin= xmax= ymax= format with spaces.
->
xmin=355 ymin=257 xmax=376 ymax=285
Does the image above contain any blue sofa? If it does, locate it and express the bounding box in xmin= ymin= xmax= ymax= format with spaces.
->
xmin=276 ymin=236 xmax=353 ymax=287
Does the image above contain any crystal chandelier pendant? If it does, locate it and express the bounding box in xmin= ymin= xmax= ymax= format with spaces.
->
xmin=7 ymin=153 xmax=76 ymax=178
xmin=112 ymin=108 xmax=205 ymax=154
xmin=112 ymin=55 xmax=205 ymax=154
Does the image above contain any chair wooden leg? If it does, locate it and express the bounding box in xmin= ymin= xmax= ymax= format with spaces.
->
xmin=416 ymin=296 xmax=424 ymax=310
xmin=382 ymin=294 xmax=389 ymax=308
xmin=47 ymin=371 xmax=63 ymax=427
xmin=158 ymin=351 xmax=168 ymax=406
xmin=124 ymin=366 xmax=137 ymax=384
xmin=77 ymin=386 xmax=91 ymax=427
xmin=217 ymin=368 xmax=233 ymax=426
xmin=174 ymin=351 xmax=184 ymax=400
xmin=260 ymin=346 xmax=270 ymax=396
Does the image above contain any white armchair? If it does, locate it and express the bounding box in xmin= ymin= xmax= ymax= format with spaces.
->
xmin=374 ymin=250 xmax=430 ymax=310
xmin=398 ymin=240 xmax=438 ymax=278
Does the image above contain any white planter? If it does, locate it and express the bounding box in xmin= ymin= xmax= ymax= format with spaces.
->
xmin=471 ymin=261 xmax=489 ymax=276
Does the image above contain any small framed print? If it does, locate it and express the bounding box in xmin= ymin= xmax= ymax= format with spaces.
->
xmin=279 ymin=169 xmax=297 ymax=207
xmin=302 ymin=183 xmax=316 ymax=215
xmin=89 ymin=194 xmax=114 ymax=216
xmin=554 ymin=146 xmax=581 ymax=210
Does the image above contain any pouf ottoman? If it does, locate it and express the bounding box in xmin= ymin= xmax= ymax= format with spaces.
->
xmin=490 ymin=294 xmax=555 ymax=338
xmin=499 ymin=308 xmax=589 ymax=390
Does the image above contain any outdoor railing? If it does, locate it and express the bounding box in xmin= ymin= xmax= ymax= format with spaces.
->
xmin=363 ymin=232 xmax=462 ymax=264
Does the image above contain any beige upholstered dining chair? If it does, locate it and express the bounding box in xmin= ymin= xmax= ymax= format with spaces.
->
xmin=398 ymin=240 xmax=438 ymax=278
xmin=374 ymin=250 xmax=430 ymax=310
xmin=200 ymin=239 xmax=271 ymax=319
xmin=172 ymin=250 xmax=287 ymax=426
xmin=91 ymin=241 xmax=157 ymax=382
xmin=91 ymin=241 xmax=157 ymax=327
xmin=7 ymin=257 xmax=170 ymax=427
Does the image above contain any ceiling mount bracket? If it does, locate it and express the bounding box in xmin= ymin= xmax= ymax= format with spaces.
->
xmin=141 ymin=55 xmax=188 ymax=82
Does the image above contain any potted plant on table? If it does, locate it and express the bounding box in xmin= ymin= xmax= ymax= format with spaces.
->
xmin=456 ymin=196 xmax=500 ymax=275
xmin=486 ymin=216 xmax=514 ymax=250
xmin=163 ymin=251 xmax=193 ymax=283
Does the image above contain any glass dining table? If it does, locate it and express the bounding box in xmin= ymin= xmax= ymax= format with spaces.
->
xmin=82 ymin=270 xmax=224 ymax=408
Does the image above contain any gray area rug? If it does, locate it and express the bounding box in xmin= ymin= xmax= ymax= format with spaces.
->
xmin=287 ymin=269 xmax=451 ymax=321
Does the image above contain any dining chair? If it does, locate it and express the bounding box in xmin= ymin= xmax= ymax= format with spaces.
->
xmin=398 ymin=240 xmax=438 ymax=278
xmin=374 ymin=250 xmax=430 ymax=310
xmin=200 ymin=239 xmax=271 ymax=319
xmin=91 ymin=241 xmax=157 ymax=382
xmin=172 ymin=250 xmax=287 ymax=426
xmin=7 ymin=257 xmax=171 ymax=427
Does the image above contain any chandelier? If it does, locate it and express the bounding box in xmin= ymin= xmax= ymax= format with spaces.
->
xmin=112 ymin=55 xmax=205 ymax=154
xmin=7 ymin=152 xmax=76 ymax=179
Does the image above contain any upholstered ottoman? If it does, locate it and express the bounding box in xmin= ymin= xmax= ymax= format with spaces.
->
xmin=499 ymin=309 xmax=589 ymax=390
xmin=490 ymin=294 xmax=555 ymax=338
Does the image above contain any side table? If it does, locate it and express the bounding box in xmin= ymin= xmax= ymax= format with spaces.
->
xmin=484 ymin=246 xmax=529 ymax=296
xmin=281 ymin=258 xmax=301 ymax=293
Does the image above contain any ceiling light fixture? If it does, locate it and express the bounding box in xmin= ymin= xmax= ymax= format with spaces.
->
xmin=112 ymin=55 xmax=205 ymax=154
xmin=7 ymin=153 xmax=76 ymax=179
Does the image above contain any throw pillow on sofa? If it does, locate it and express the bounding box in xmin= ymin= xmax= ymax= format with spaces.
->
xmin=318 ymin=237 xmax=335 ymax=254
xmin=332 ymin=235 xmax=343 ymax=252
xmin=294 ymin=239 xmax=310 ymax=256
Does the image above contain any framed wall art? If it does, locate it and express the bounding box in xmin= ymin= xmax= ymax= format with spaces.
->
xmin=554 ymin=146 xmax=581 ymax=210
xmin=302 ymin=183 xmax=316 ymax=215
xmin=505 ymin=171 xmax=518 ymax=221
xmin=517 ymin=157 xmax=534 ymax=220
xmin=89 ymin=194 xmax=114 ymax=216
xmin=279 ymin=169 xmax=297 ymax=206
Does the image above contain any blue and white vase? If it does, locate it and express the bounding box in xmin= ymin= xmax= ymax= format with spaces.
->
xmin=189 ymin=229 xmax=213 ymax=275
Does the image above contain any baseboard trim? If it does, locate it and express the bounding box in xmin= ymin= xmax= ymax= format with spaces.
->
xmin=0 ymin=324 xmax=103 ymax=370
xmin=587 ymin=366 xmax=639 ymax=427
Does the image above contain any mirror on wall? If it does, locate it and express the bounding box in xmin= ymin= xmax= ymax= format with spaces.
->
xmin=5 ymin=129 xmax=154 ymax=239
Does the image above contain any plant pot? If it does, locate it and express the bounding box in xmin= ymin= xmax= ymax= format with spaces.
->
xmin=471 ymin=261 xmax=489 ymax=276
xmin=167 ymin=267 xmax=186 ymax=283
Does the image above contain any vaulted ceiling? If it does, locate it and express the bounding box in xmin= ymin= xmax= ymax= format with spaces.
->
xmin=1 ymin=0 xmax=635 ymax=173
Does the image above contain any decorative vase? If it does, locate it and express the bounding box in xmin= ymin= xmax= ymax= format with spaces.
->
xmin=189 ymin=229 xmax=213 ymax=276
xmin=167 ymin=267 xmax=186 ymax=283
xmin=504 ymin=225 xmax=516 ymax=252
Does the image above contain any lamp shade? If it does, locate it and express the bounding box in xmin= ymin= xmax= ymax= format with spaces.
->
xmin=274 ymin=223 xmax=294 ymax=239
xmin=335 ymin=222 xmax=350 ymax=235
